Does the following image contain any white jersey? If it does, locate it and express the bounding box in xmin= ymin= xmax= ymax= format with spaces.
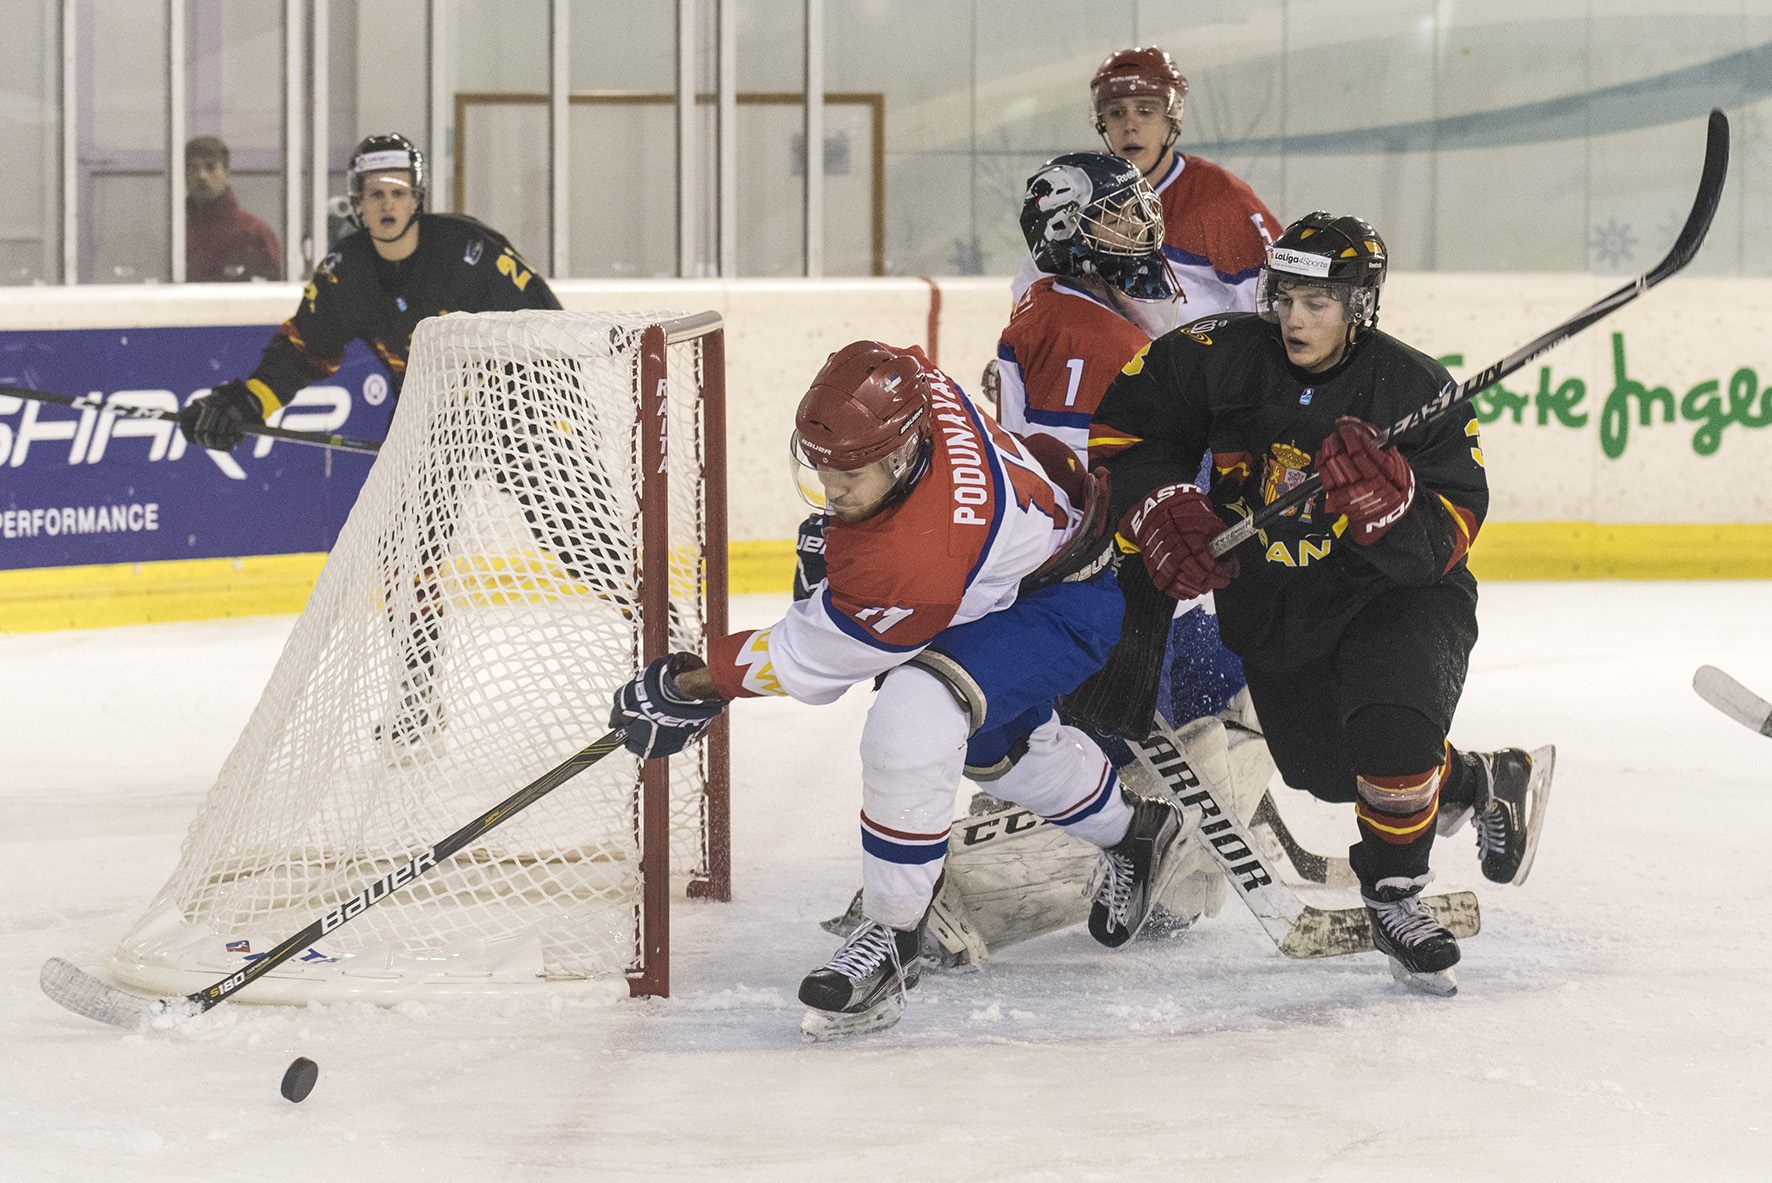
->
xmin=708 ymin=363 xmax=1078 ymax=705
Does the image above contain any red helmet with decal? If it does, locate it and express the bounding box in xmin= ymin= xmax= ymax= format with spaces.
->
xmin=794 ymin=341 xmax=932 ymax=470
xmin=1090 ymin=46 xmax=1189 ymax=140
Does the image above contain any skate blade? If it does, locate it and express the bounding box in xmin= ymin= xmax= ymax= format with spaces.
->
xmin=800 ymin=993 xmax=905 ymax=1042
xmin=1509 ymin=744 xmax=1556 ymax=886
xmin=1388 ymin=957 xmax=1458 ymax=996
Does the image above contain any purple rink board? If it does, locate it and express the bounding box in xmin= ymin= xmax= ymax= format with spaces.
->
xmin=0 ymin=324 xmax=394 ymax=571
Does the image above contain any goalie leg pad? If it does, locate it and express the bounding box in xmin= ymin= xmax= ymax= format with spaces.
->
xmin=988 ymin=717 xmax=1131 ymax=849
xmin=857 ymin=667 xmax=969 ymax=929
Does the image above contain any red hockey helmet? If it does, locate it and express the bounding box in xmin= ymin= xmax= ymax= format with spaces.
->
xmin=793 ymin=342 xmax=933 ymax=520
xmin=1090 ymin=47 xmax=1188 ymax=141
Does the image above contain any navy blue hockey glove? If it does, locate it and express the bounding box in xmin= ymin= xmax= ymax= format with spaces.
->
xmin=791 ymin=512 xmax=828 ymax=602
xmin=610 ymin=653 xmax=727 ymax=759
xmin=179 ymin=380 xmax=265 ymax=452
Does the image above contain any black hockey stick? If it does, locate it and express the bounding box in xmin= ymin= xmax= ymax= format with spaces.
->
xmin=1073 ymin=110 xmax=1731 ymax=738
xmin=1211 ymin=106 xmax=1730 ymax=558
xmin=1693 ymin=665 xmax=1772 ymax=737
xmin=1 ymin=382 xmax=382 ymax=455
xmin=41 ymin=726 xmax=632 ymax=1030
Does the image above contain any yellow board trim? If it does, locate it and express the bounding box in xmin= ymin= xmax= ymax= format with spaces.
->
xmin=4 ymin=523 xmax=1771 ymax=633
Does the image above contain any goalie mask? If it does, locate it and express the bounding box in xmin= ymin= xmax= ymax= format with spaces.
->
xmin=1256 ymin=211 xmax=1388 ymax=342
xmin=792 ymin=341 xmax=933 ymax=523
xmin=1020 ymin=152 xmax=1176 ymax=306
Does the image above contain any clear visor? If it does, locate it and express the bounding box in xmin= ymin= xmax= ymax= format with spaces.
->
xmin=790 ymin=432 xmax=923 ymax=522
xmin=355 ymin=171 xmax=417 ymax=198
xmin=1256 ymin=273 xmax=1375 ymax=326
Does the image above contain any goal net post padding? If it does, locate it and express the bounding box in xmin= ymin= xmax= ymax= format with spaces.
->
xmin=112 ymin=310 xmax=729 ymax=1002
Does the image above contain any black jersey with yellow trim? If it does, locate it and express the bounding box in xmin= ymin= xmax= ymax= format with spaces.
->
xmin=247 ymin=212 xmax=561 ymax=410
xmin=1090 ymin=312 xmax=1488 ymax=665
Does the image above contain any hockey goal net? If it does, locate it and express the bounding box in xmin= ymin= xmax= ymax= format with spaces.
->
xmin=113 ymin=310 xmax=729 ymax=1001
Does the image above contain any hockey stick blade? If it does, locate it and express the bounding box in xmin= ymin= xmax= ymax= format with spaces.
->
xmin=0 ymin=383 xmax=381 ymax=454
xmin=1249 ymin=791 xmax=1358 ymax=889
xmin=1694 ymin=665 xmax=1772 ymax=737
xmin=1126 ymin=717 xmax=1479 ymax=959
xmin=40 ymin=726 xmax=632 ymax=1030
xmin=1212 ymin=107 xmax=1730 ymax=557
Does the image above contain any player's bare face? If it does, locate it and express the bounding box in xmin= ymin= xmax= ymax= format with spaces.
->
xmin=1273 ymin=286 xmax=1351 ymax=373
xmin=1100 ymin=98 xmax=1172 ymax=176
xmin=360 ymin=173 xmax=420 ymax=248
xmin=816 ymin=461 xmax=898 ymax=523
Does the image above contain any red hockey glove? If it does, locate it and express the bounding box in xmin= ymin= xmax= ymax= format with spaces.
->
xmin=1118 ymin=483 xmax=1235 ymax=601
xmin=1318 ymin=417 xmax=1416 ymax=545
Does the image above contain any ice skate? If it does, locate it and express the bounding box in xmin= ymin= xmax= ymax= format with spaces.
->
xmin=374 ymin=674 xmax=445 ymax=750
xmin=798 ymin=919 xmax=923 ymax=1041
xmin=1364 ymin=881 xmax=1461 ymax=996
xmin=1438 ymin=746 xmax=1554 ymax=885
xmin=1086 ymin=791 xmax=1196 ymax=948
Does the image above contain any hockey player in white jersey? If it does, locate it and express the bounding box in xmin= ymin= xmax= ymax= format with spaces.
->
xmin=609 ymin=341 xmax=1197 ymax=1038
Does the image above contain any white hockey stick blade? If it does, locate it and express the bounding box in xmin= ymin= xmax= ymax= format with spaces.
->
xmin=1280 ymin=892 xmax=1480 ymax=959
xmin=39 ymin=958 xmax=195 ymax=1031
xmin=1126 ymin=719 xmax=1481 ymax=960
xmin=1694 ymin=665 xmax=1772 ymax=737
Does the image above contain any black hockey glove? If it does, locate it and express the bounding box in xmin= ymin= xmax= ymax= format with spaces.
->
xmin=791 ymin=511 xmax=828 ymax=602
xmin=610 ymin=653 xmax=727 ymax=759
xmin=179 ymin=380 xmax=265 ymax=452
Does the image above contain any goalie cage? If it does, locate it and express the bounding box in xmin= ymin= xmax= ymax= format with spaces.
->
xmin=111 ymin=310 xmax=730 ymax=1002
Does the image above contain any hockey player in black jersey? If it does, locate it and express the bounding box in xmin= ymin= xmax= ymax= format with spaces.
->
xmin=178 ymin=132 xmax=560 ymax=447
xmin=1090 ymin=212 xmax=1553 ymax=993
xmin=177 ymin=134 xmax=609 ymax=748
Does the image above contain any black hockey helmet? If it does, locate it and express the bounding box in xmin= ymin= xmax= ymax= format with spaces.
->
xmin=348 ymin=133 xmax=426 ymax=208
xmin=1256 ymin=211 xmax=1388 ymax=336
xmin=1020 ymin=152 xmax=1176 ymax=302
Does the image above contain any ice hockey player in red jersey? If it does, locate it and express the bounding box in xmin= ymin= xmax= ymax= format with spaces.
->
xmin=1091 ymin=212 xmax=1554 ymax=994
xmin=610 ymin=341 xmax=1197 ymax=1039
xmin=1011 ymin=46 xmax=1279 ymax=322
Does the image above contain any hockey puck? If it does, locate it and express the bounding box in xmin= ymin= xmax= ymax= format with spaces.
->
xmin=280 ymin=1057 xmax=318 ymax=1103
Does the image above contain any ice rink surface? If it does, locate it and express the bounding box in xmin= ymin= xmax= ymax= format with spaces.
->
xmin=3 ymin=582 xmax=1769 ymax=1181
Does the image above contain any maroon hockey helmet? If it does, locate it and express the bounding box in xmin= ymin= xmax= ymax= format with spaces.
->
xmin=1090 ymin=47 xmax=1189 ymax=140
xmin=794 ymin=341 xmax=932 ymax=471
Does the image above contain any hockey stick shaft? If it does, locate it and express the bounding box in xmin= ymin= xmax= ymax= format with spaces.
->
xmin=42 ymin=726 xmax=631 ymax=1028
xmin=1211 ymin=107 xmax=1730 ymax=559
xmin=0 ymin=382 xmax=382 ymax=455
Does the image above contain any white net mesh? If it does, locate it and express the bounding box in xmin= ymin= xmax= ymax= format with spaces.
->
xmin=113 ymin=310 xmax=726 ymax=1001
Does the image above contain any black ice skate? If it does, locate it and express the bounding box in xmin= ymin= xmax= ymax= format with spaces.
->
xmin=1087 ymin=791 xmax=1195 ymax=948
xmin=1438 ymin=746 xmax=1555 ymax=886
xmin=374 ymin=675 xmax=446 ymax=749
xmin=1364 ymin=880 xmax=1461 ymax=996
xmin=798 ymin=919 xmax=923 ymax=1040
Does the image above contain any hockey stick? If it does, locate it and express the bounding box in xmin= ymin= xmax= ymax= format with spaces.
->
xmin=1211 ymin=106 xmax=1730 ymax=558
xmin=1693 ymin=665 xmax=1772 ymax=738
xmin=1125 ymin=715 xmax=1479 ymax=958
xmin=1075 ymin=109 xmax=1733 ymax=737
xmin=40 ymin=726 xmax=632 ymax=1030
xmin=0 ymin=382 xmax=382 ymax=455
xmin=1249 ymin=790 xmax=1358 ymax=889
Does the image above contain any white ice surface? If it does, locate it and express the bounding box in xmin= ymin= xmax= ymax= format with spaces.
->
xmin=3 ymin=583 xmax=1769 ymax=1181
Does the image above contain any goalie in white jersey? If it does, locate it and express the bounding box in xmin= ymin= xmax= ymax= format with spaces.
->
xmin=610 ymin=341 xmax=1196 ymax=1039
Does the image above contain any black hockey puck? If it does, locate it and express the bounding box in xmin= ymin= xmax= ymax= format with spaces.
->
xmin=280 ymin=1057 xmax=318 ymax=1103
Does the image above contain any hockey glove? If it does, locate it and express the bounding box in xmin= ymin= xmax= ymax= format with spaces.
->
xmin=791 ymin=512 xmax=828 ymax=602
xmin=610 ymin=652 xmax=727 ymax=759
xmin=1318 ymin=416 xmax=1416 ymax=545
xmin=179 ymin=380 xmax=265 ymax=452
xmin=1118 ymin=483 xmax=1235 ymax=601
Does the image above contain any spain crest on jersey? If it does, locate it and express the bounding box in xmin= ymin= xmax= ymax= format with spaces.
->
xmin=1261 ymin=442 xmax=1317 ymax=521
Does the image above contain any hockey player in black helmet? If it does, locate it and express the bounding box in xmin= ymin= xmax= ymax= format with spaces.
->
xmin=174 ymin=133 xmax=601 ymax=752
xmin=1090 ymin=210 xmax=1555 ymax=995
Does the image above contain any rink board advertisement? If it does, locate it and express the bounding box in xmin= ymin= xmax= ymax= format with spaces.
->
xmin=0 ymin=325 xmax=391 ymax=570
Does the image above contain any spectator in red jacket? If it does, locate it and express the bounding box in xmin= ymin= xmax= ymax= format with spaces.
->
xmin=185 ymin=136 xmax=281 ymax=282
